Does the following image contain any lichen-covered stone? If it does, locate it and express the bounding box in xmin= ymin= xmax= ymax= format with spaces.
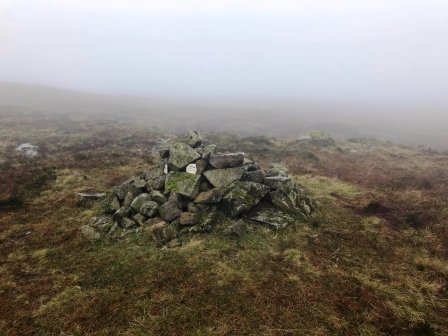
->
xmin=140 ymin=201 xmax=159 ymax=217
xmin=114 ymin=183 xmax=141 ymax=200
xmin=88 ymin=215 xmax=114 ymax=233
xmin=200 ymin=144 xmax=217 ymax=159
xmin=269 ymin=186 xmax=314 ymax=217
xmin=122 ymin=192 xmax=134 ymax=207
xmin=102 ymin=194 xmax=120 ymax=214
xmin=133 ymin=177 xmax=147 ymax=188
xmin=112 ymin=206 xmax=132 ymax=221
xmin=247 ymin=203 xmax=297 ymax=229
xmin=194 ymin=188 xmax=223 ymax=204
xmin=204 ymin=167 xmax=245 ymax=188
xmin=165 ymin=171 xmax=201 ymax=198
xmin=159 ymin=201 xmax=183 ymax=221
xmin=185 ymin=130 xmax=203 ymax=148
xmin=263 ymin=176 xmax=293 ymax=190
xmin=150 ymin=190 xmax=167 ymax=203
xmin=131 ymin=193 xmax=152 ymax=212
xmin=152 ymin=176 xmax=166 ymax=190
xmin=168 ymin=142 xmax=201 ymax=170
xmin=80 ymin=225 xmax=101 ymax=240
xmin=221 ymin=181 xmax=270 ymax=217
xmin=226 ymin=219 xmax=247 ymax=238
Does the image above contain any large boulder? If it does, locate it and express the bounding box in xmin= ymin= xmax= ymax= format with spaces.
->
xmin=165 ymin=171 xmax=201 ymax=198
xmin=204 ymin=167 xmax=245 ymax=188
xmin=168 ymin=142 xmax=201 ymax=170
xmin=221 ymin=181 xmax=270 ymax=217
xmin=209 ymin=153 xmax=244 ymax=169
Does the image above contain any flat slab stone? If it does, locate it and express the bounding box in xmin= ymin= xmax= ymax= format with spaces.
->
xmin=203 ymin=167 xmax=245 ymax=188
xmin=209 ymin=153 xmax=244 ymax=169
xmin=221 ymin=181 xmax=270 ymax=217
xmin=168 ymin=142 xmax=201 ymax=170
xmin=165 ymin=171 xmax=201 ymax=198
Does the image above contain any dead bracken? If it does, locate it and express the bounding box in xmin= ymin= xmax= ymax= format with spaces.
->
xmin=84 ymin=131 xmax=316 ymax=246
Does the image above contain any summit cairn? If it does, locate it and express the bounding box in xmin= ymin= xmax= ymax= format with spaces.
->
xmin=85 ymin=131 xmax=316 ymax=245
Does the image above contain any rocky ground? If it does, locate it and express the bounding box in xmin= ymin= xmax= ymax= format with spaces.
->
xmin=1 ymin=111 xmax=448 ymax=335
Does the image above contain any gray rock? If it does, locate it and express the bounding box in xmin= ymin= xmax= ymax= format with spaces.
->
xmin=152 ymin=175 xmax=167 ymax=190
xmin=150 ymin=190 xmax=167 ymax=203
xmin=179 ymin=212 xmax=199 ymax=226
xmin=121 ymin=217 xmax=138 ymax=229
xmin=112 ymin=206 xmax=132 ymax=221
xmin=242 ymin=170 xmax=266 ymax=183
xmin=200 ymin=144 xmax=217 ymax=159
xmin=269 ymin=186 xmax=314 ymax=217
xmin=227 ymin=219 xmax=247 ymax=238
xmin=209 ymin=153 xmax=244 ymax=169
xmin=168 ymin=142 xmax=201 ymax=170
xmin=80 ymin=225 xmax=101 ymax=240
xmin=133 ymin=177 xmax=147 ymax=188
xmin=194 ymin=188 xmax=223 ymax=204
xmin=159 ymin=201 xmax=183 ymax=221
xmin=185 ymin=130 xmax=203 ymax=148
xmin=243 ymin=159 xmax=260 ymax=172
xmin=130 ymin=193 xmax=152 ymax=212
xmin=88 ymin=215 xmax=114 ymax=233
xmin=165 ymin=171 xmax=201 ymax=198
xmin=133 ymin=213 xmax=147 ymax=226
xmin=263 ymin=176 xmax=293 ymax=190
xmin=140 ymin=201 xmax=159 ymax=217
xmin=189 ymin=206 xmax=218 ymax=233
xmin=168 ymin=192 xmax=183 ymax=207
xmin=102 ymin=194 xmax=121 ymax=214
xmin=114 ymin=183 xmax=141 ymax=200
xmin=204 ymin=167 xmax=245 ymax=188
xmin=145 ymin=181 xmax=152 ymax=193
xmin=144 ymin=168 xmax=164 ymax=181
xmin=221 ymin=181 xmax=270 ymax=217
xmin=265 ymin=164 xmax=289 ymax=177
xmin=247 ymin=203 xmax=297 ymax=229
xmin=76 ymin=192 xmax=106 ymax=200
xmin=122 ymin=192 xmax=135 ymax=207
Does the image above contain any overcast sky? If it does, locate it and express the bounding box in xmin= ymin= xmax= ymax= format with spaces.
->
xmin=1 ymin=0 xmax=447 ymax=104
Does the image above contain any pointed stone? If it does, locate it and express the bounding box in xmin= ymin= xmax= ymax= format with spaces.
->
xmin=168 ymin=142 xmax=201 ymax=170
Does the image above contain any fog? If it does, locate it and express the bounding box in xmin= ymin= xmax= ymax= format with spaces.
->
xmin=1 ymin=1 xmax=448 ymax=147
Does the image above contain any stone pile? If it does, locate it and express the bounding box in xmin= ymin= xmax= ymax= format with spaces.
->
xmin=85 ymin=131 xmax=315 ymax=246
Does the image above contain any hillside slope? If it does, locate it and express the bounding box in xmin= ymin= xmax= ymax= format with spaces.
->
xmin=1 ymin=113 xmax=447 ymax=335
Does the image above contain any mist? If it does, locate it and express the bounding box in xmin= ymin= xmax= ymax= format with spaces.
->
xmin=1 ymin=1 xmax=448 ymax=147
